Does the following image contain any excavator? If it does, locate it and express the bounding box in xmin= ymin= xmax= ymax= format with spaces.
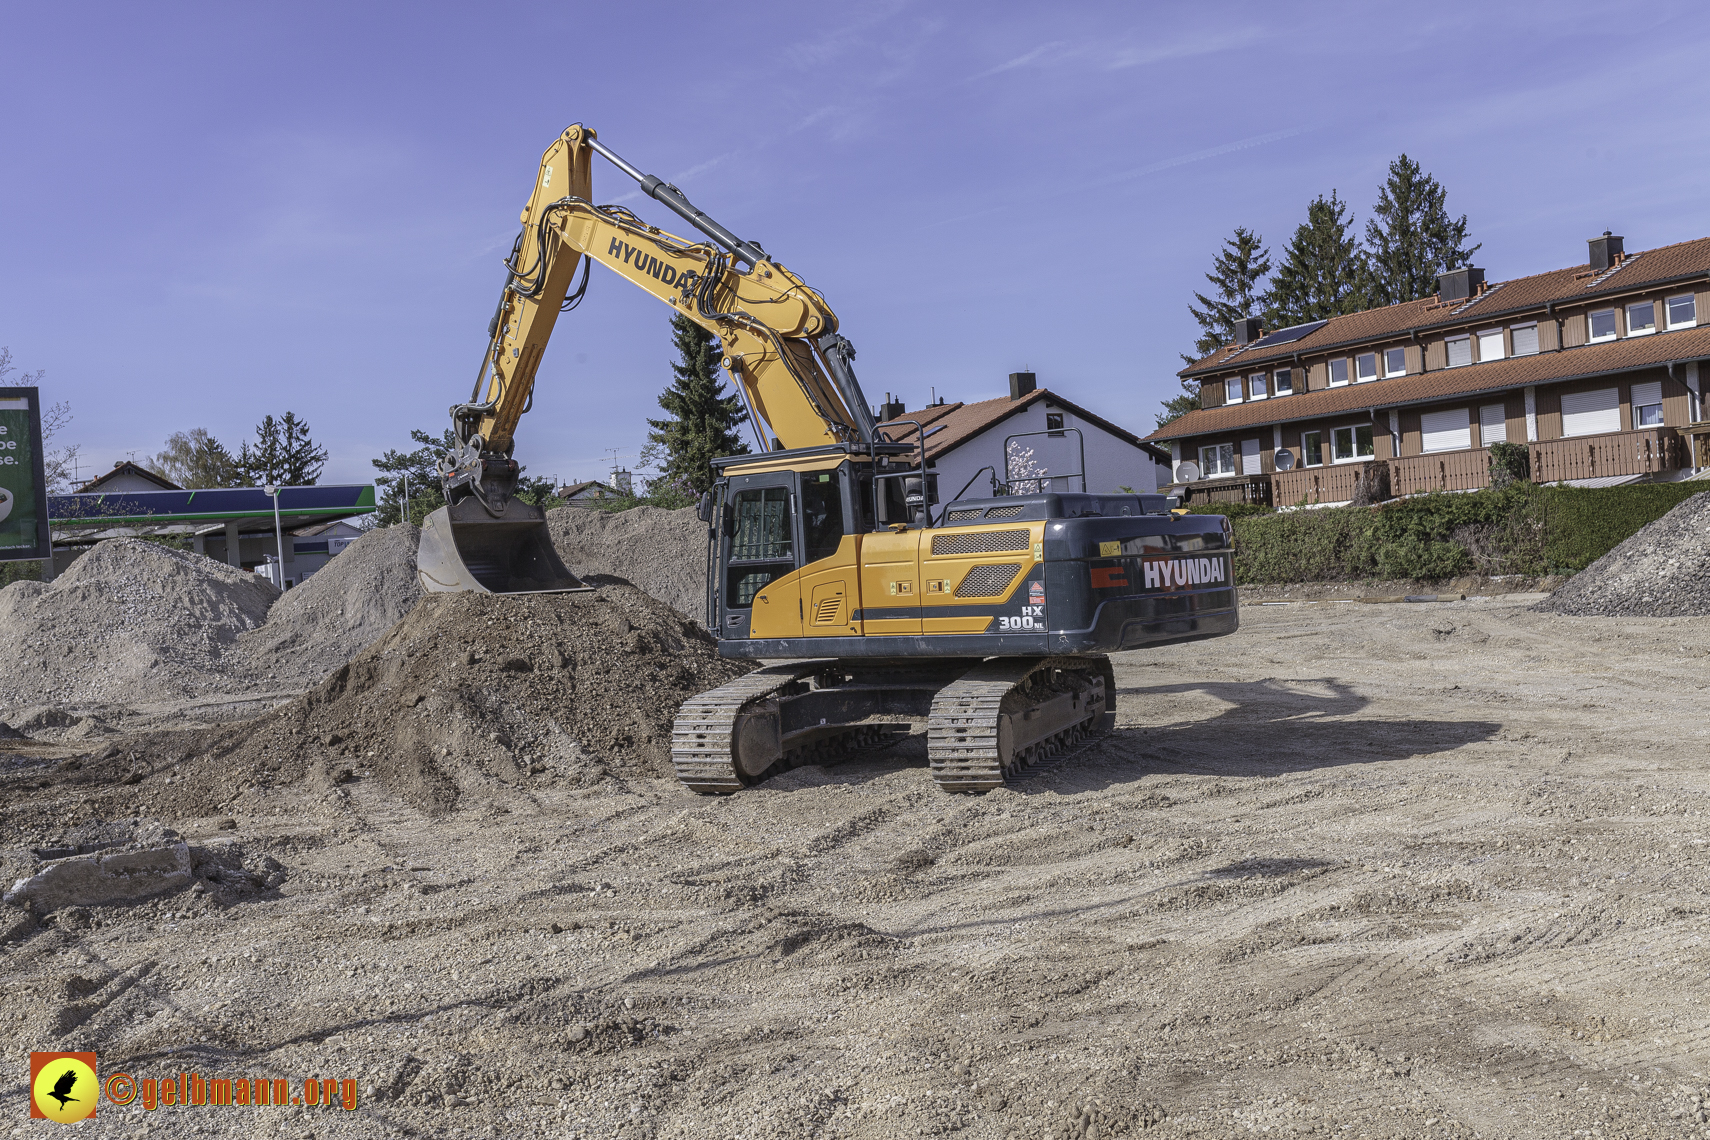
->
xmin=417 ymin=124 xmax=1240 ymax=794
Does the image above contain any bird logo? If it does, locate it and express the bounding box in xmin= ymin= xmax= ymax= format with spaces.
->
xmin=29 ymin=1053 xmax=98 ymax=1123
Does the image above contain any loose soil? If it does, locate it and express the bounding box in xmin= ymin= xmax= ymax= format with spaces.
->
xmin=548 ymin=505 xmax=707 ymax=620
xmin=4 ymin=596 xmax=1708 ymax=1139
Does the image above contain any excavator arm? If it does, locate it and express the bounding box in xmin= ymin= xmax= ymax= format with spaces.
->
xmin=439 ymin=124 xmax=878 ymax=505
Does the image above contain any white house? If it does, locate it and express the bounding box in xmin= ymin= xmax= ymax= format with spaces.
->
xmin=876 ymin=373 xmax=1171 ymax=512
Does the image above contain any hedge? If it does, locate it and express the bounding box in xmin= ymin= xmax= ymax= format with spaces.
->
xmin=1185 ymin=481 xmax=1706 ymax=583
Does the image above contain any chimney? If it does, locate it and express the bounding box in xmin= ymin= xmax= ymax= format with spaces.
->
xmin=612 ymin=468 xmax=633 ymax=495
xmin=1588 ymin=231 xmax=1624 ymax=271
xmin=1232 ymin=316 xmax=1263 ymax=345
xmin=877 ymin=392 xmax=906 ymax=421
xmin=1009 ymin=371 xmax=1037 ymax=401
xmin=1436 ymin=266 xmax=1485 ymax=302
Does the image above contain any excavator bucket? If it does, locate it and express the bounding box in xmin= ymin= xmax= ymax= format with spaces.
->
xmin=417 ymin=496 xmax=588 ymax=594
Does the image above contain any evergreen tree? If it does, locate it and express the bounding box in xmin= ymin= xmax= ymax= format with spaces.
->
xmin=1155 ymin=393 xmax=1200 ymax=431
xmin=1268 ymin=190 xmax=1368 ymax=327
xmin=370 ymin=428 xmax=454 ymax=526
xmin=237 ymin=411 xmax=329 ymax=486
xmin=1183 ymin=227 xmax=1272 ymax=374
xmin=645 ymin=314 xmax=749 ymax=495
xmin=1363 ymin=154 xmax=1480 ymax=306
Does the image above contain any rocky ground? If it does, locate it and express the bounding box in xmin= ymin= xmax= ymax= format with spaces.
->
xmin=4 ymin=594 xmax=1708 ymax=1139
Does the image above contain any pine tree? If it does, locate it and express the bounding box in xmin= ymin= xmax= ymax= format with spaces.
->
xmin=1268 ymin=190 xmax=1368 ymax=327
xmin=1183 ymin=227 xmax=1272 ymax=374
xmin=237 ymin=411 xmax=329 ymax=486
xmin=645 ymin=314 xmax=750 ymax=496
xmin=1364 ymin=155 xmax=1480 ymax=306
xmin=1155 ymin=393 xmax=1201 ymax=431
xmin=370 ymin=428 xmax=455 ymax=526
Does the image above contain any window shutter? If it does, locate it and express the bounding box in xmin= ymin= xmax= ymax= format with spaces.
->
xmin=1560 ymin=387 xmax=1620 ymax=437
xmin=1479 ymin=404 xmax=1507 ymax=445
xmin=1421 ymin=408 xmax=1472 ymax=452
xmin=1511 ymin=324 xmax=1539 ymax=356
xmin=1200 ymin=379 xmax=1225 ymax=407
xmin=1446 ymin=338 xmax=1473 ymax=368
xmin=1240 ymin=438 xmax=1262 ymax=476
xmin=1630 ymin=381 xmax=1662 ymax=408
xmin=1424 ymin=341 xmax=1446 ymax=370
xmin=1476 ymin=330 xmax=1504 ymax=362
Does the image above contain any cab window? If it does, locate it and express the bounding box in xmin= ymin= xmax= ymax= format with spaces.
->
xmin=727 ymin=486 xmax=793 ymax=607
xmin=801 ymin=473 xmax=845 ymax=563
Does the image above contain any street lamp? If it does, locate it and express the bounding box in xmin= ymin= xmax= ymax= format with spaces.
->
xmin=263 ymin=484 xmax=285 ymax=589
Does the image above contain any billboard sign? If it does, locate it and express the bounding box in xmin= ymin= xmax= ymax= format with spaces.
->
xmin=0 ymin=387 xmax=50 ymax=562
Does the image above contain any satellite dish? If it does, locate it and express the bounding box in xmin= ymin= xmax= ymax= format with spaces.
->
xmin=1174 ymin=461 xmax=1201 ymax=483
xmin=1274 ymin=448 xmax=1295 ymax=471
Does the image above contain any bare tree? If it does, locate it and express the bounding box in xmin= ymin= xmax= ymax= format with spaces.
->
xmin=0 ymin=346 xmax=79 ymax=492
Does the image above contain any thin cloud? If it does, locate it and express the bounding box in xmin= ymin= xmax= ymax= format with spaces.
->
xmin=1094 ymin=127 xmax=1308 ymax=187
xmin=964 ymin=40 xmax=1072 ymax=82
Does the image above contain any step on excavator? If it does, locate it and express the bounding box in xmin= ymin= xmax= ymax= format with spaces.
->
xmin=417 ymin=124 xmax=1240 ymax=794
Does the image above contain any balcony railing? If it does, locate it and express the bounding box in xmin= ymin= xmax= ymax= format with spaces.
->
xmin=1173 ymin=475 xmax=1272 ymax=507
xmin=1529 ymin=427 xmax=1684 ymax=482
xmin=1272 ymin=464 xmax=1363 ymax=506
xmin=1391 ymin=447 xmax=1492 ymax=496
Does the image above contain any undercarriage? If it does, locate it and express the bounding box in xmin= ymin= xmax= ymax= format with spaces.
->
xmin=670 ymin=656 xmax=1114 ymax=794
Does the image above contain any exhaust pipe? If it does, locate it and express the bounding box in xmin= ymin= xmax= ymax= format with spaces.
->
xmin=417 ymin=497 xmax=589 ymax=594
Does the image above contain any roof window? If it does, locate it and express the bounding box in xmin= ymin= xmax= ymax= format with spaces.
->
xmin=1354 ymin=353 xmax=1376 ymax=383
xmin=1446 ymin=335 xmax=1472 ymax=368
xmin=1384 ymin=347 xmax=1407 ymax=377
xmin=1626 ymin=300 xmax=1656 ymax=336
xmin=1511 ymin=322 xmax=1539 ymax=356
xmin=1667 ymin=294 xmax=1696 ymax=330
xmin=1588 ymin=308 xmax=1617 ymax=342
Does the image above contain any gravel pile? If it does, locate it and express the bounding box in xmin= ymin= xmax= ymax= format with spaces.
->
xmin=547 ymin=505 xmax=707 ymax=620
xmin=239 ymin=524 xmax=422 ymax=686
xmin=0 ymin=539 xmax=277 ymax=711
xmin=1534 ymin=490 xmax=1710 ymax=617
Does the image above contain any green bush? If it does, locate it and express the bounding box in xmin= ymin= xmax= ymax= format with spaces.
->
xmin=1535 ymin=481 xmax=1706 ymax=571
xmin=1225 ymin=480 xmax=1706 ymax=583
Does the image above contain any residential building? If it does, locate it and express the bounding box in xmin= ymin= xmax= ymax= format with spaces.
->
xmin=554 ymin=480 xmax=620 ymax=508
xmin=1149 ymin=232 xmax=1710 ymax=507
xmin=76 ymin=460 xmax=182 ymax=494
xmin=877 ymin=373 xmax=1172 ymax=512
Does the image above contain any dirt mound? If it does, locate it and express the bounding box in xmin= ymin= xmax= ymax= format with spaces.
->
xmin=107 ymin=584 xmax=750 ymax=821
xmin=0 ymin=538 xmax=277 ymax=712
xmin=240 ymin=524 xmax=422 ymax=685
xmin=1535 ymin=490 xmax=1710 ymax=616
xmin=547 ymin=505 xmax=707 ymax=619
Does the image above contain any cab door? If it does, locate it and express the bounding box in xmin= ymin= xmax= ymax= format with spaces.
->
xmin=726 ymin=481 xmax=801 ymax=639
xmin=795 ymin=468 xmax=861 ymax=637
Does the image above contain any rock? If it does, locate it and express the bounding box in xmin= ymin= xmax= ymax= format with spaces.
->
xmin=568 ymin=1025 xmax=589 ymax=1044
xmin=0 ymin=902 xmax=35 ymax=942
xmin=4 ymin=842 xmax=192 ymax=911
xmin=0 ymin=721 xmax=28 ymax=740
xmin=215 ymin=817 xmax=237 ymax=831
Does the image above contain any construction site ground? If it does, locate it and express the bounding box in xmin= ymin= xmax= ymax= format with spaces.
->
xmin=5 ymin=590 xmax=1709 ymax=1140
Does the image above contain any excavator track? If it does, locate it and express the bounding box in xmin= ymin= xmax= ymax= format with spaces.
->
xmin=671 ymin=662 xmax=909 ymax=794
xmin=926 ymin=656 xmax=1115 ymax=793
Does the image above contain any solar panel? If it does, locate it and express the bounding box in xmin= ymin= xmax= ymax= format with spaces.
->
xmin=1246 ymin=320 xmax=1328 ymax=350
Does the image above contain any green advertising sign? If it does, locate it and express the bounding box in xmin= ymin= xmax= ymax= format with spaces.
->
xmin=0 ymin=388 xmax=49 ymax=561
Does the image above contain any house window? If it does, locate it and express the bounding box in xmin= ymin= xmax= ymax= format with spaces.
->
xmin=1273 ymin=368 xmax=1293 ymax=395
xmin=1225 ymin=378 xmax=1242 ymax=404
xmin=1301 ymin=431 xmax=1324 ymax=467
xmin=1331 ymin=425 xmax=1375 ymax=462
xmin=1588 ymin=308 xmax=1617 ymax=342
xmin=1667 ymin=294 xmax=1697 ymax=329
xmin=1354 ymin=353 xmax=1377 ymax=382
xmin=1446 ymin=336 xmax=1472 ymax=368
xmin=1384 ymin=347 xmax=1407 ymax=377
xmin=1479 ymin=404 xmax=1507 ymax=446
xmin=1626 ymin=301 xmax=1656 ymax=336
xmin=1631 ymin=380 xmax=1664 ymax=427
xmin=1248 ymin=373 xmax=1268 ymax=401
xmin=1561 ymin=387 xmax=1620 ymax=436
xmin=1476 ymin=329 xmax=1504 ymax=362
xmin=1510 ymin=322 xmax=1539 ymax=356
xmin=1199 ymin=443 xmax=1235 ymax=477
xmin=1327 ymin=358 xmax=1349 ymax=387
xmin=1421 ymin=408 xmax=1472 ymax=452
xmin=1046 ymin=411 xmax=1064 ymax=436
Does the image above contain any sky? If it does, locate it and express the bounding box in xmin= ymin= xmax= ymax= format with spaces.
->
xmin=4 ymin=1 xmax=1709 ymax=491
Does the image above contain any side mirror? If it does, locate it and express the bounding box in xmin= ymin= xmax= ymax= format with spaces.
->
xmin=696 ymin=491 xmax=715 ymax=524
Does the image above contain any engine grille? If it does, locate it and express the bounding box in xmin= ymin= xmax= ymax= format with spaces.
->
xmin=983 ymin=505 xmax=1024 ymax=518
xmin=812 ymin=597 xmax=843 ymax=625
xmin=931 ymin=529 xmax=1031 ymax=555
xmin=954 ymin=564 xmax=1022 ymax=597
xmin=945 ymin=508 xmax=984 ymax=522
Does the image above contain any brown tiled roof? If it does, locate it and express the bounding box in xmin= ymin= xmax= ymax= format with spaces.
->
xmin=879 ymin=390 xmax=1169 ymax=463
xmin=1179 ymin=235 xmax=1710 ymax=378
xmin=77 ymin=461 xmax=182 ymax=493
xmin=1147 ymin=322 xmax=1710 ymax=441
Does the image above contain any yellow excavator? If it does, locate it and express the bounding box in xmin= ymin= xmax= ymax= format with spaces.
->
xmin=418 ymin=124 xmax=1240 ymax=794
